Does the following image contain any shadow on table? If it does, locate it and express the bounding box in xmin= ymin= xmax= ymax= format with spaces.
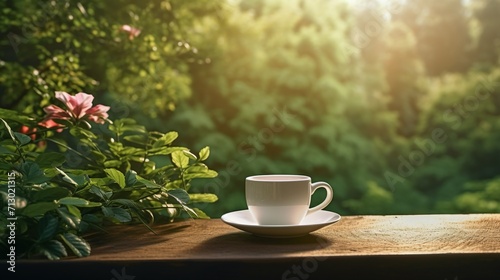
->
xmin=191 ymin=232 xmax=333 ymax=257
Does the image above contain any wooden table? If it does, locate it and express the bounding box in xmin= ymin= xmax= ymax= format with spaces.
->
xmin=17 ymin=214 xmax=500 ymax=280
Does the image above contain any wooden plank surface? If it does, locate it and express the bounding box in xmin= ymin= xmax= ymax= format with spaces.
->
xmin=16 ymin=214 xmax=500 ymax=280
xmin=81 ymin=214 xmax=500 ymax=260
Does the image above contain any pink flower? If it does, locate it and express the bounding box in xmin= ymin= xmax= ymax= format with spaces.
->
xmin=41 ymin=91 xmax=110 ymax=127
xmin=55 ymin=91 xmax=94 ymax=119
xmin=120 ymin=24 xmax=141 ymax=40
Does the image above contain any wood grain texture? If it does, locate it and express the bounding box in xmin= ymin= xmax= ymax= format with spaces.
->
xmin=17 ymin=214 xmax=500 ymax=280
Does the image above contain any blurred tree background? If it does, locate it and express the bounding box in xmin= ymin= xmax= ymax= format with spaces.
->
xmin=1 ymin=0 xmax=500 ymax=217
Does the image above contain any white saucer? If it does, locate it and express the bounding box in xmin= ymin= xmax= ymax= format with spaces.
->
xmin=221 ymin=210 xmax=341 ymax=238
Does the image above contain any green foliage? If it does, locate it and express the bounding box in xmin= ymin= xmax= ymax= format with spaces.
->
xmin=168 ymin=0 xmax=402 ymax=216
xmin=167 ymin=0 xmax=500 ymax=217
xmin=0 ymin=106 xmax=217 ymax=259
xmin=395 ymin=0 xmax=472 ymax=75
xmin=0 ymin=0 xmax=224 ymax=116
xmin=413 ymin=67 xmax=500 ymax=212
xmin=452 ymin=178 xmax=500 ymax=212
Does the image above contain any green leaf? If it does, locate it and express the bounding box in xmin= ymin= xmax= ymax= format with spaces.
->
xmin=171 ymin=150 xmax=189 ymax=168
xmin=55 ymin=167 xmax=78 ymax=186
xmin=184 ymin=167 xmax=218 ymax=179
xmin=80 ymin=214 xmax=104 ymax=232
xmin=181 ymin=205 xmax=198 ymax=218
xmin=166 ymin=179 xmax=184 ymax=190
xmin=70 ymin=127 xmax=97 ymax=139
xmin=58 ymin=171 xmax=89 ymax=187
xmin=104 ymin=160 xmax=123 ymax=168
xmin=59 ymin=232 xmax=91 ymax=257
xmin=35 ymin=152 xmax=66 ymax=168
xmin=123 ymin=134 xmax=148 ymax=145
xmin=21 ymin=202 xmax=58 ymax=217
xmin=188 ymin=193 xmax=218 ymax=203
xmin=90 ymin=177 xmax=115 ymax=187
xmin=101 ymin=206 xmax=132 ymax=223
xmin=20 ymin=162 xmax=49 ymax=184
xmin=152 ymin=131 xmax=178 ymax=148
xmin=119 ymin=147 xmax=143 ymax=156
xmin=186 ymin=164 xmax=208 ymax=172
xmin=190 ymin=170 xmax=218 ymax=179
xmin=125 ymin=170 xmax=137 ymax=186
xmin=168 ymin=189 xmax=190 ymax=204
xmin=148 ymin=146 xmax=185 ymax=155
xmin=82 ymin=213 xmax=102 ymax=225
xmin=58 ymin=197 xmax=101 ymax=208
xmin=136 ymin=176 xmax=162 ymax=189
xmin=89 ymin=185 xmax=112 ymax=201
xmin=183 ymin=150 xmax=197 ymax=160
xmin=0 ymin=146 xmax=16 ymax=157
xmin=104 ymin=168 xmax=126 ymax=188
xmin=66 ymin=204 xmax=82 ymax=220
xmin=90 ymin=150 xmax=107 ymax=163
xmin=33 ymin=187 xmax=71 ymax=202
xmin=0 ymin=118 xmax=17 ymax=144
xmin=56 ymin=207 xmax=80 ymax=229
xmin=163 ymin=131 xmax=179 ymax=144
xmin=41 ymin=167 xmax=59 ymax=178
xmin=110 ymin=198 xmax=140 ymax=210
xmin=0 ymin=109 xmax=34 ymax=124
xmin=192 ymin=208 xmax=211 ymax=219
xmin=68 ymin=173 xmax=90 ymax=186
xmin=0 ymin=162 xmax=14 ymax=172
xmin=38 ymin=214 xmax=59 ymax=242
xmin=146 ymin=162 xmax=175 ymax=175
xmin=124 ymin=124 xmax=147 ymax=133
xmin=38 ymin=240 xmax=67 ymax=260
xmin=198 ymin=146 xmax=210 ymax=161
xmin=13 ymin=132 xmax=31 ymax=146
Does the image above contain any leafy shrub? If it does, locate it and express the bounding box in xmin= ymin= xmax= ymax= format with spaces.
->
xmin=0 ymin=92 xmax=217 ymax=259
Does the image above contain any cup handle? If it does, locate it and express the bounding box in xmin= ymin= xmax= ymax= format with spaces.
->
xmin=307 ymin=182 xmax=334 ymax=215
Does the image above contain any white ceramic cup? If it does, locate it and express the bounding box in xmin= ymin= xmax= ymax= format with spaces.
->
xmin=245 ymin=175 xmax=334 ymax=225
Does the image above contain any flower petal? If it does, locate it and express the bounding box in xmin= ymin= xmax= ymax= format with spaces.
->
xmin=86 ymin=104 xmax=110 ymax=115
xmin=72 ymin=92 xmax=94 ymax=119
xmin=55 ymin=91 xmax=71 ymax=102
xmin=86 ymin=104 xmax=110 ymax=124
xmin=121 ymin=25 xmax=131 ymax=32
xmin=38 ymin=119 xmax=64 ymax=132
xmin=120 ymin=25 xmax=141 ymax=39
xmin=55 ymin=91 xmax=76 ymax=111
xmin=43 ymin=105 xmax=72 ymax=119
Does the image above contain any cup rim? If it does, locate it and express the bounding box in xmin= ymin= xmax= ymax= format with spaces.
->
xmin=246 ymin=174 xmax=310 ymax=182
